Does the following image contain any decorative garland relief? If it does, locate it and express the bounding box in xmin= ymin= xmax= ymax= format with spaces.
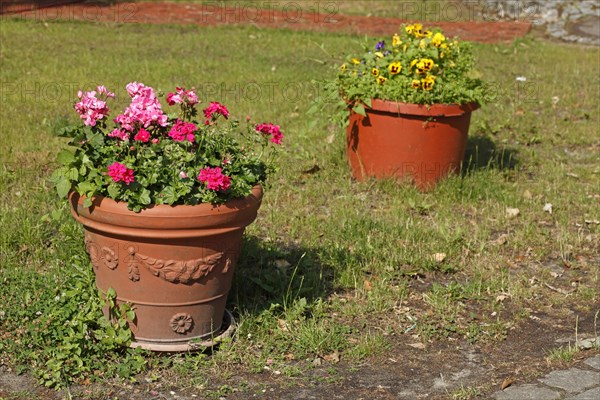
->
xmin=83 ymin=233 xmax=237 ymax=283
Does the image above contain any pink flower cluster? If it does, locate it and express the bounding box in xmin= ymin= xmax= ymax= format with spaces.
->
xmin=74 ymin=86 xmax=114 ymax=127
xmin=114 ymin=82 xmax=168 ymax=132
xmin=108 ymin=128 xmax=129 ymax=141
xmin=107 ymin=162 xmax=135 ymax=185
xmin=166 ymin=87 xmax=199 ymax=106
xmin=203 ymin=102 xmax=230 ymax=125
xmin=256 ymin=123 xmax=283 ymax=144
xmin=168 ymin=119 xmax=197 ymax=142
xmin=197 ymin=167 xmax=231 ymax=191
xmin=133 ymin=128 xmax=151 ymax=142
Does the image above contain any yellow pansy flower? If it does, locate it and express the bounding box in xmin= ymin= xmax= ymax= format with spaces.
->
xmin=411 ymin=79 xmax=421 ymax=89
xmin=440 ymin=43 xmax=449 ymax=58
xmin=388 ymin=62 xmax=402 ymax=75
xmin=413 ymin=23 xmax=425 ymax=38
xmin=405 ymin=24 xmax=414 ymax=35
xmin=377 ymin=76 xmax=387 ymax=85
xmin=416 ymin=58 xmax=434 ymax=74
xmin=421 ymin=75 xmax=435 ymax=91
xmin=410 ymin=59 xmax=419 ymax=69
xmin=403 ymin=44 xmax=408 ymax=52
xmin=392 ymin=33 xmax=402 ymax=47
xmin=371 ymin=68 xmax=379 ymax=77
xmin=340 ymin=63 xmax=347 ymax=72
xmin=422 ymin=59 xmax=434 ymax=70
xmin=432 ymin=32 xmax=445 ymax=47
xmin=351 ymin=58 xmax=361 ymax=64
xmin=419 ymin=39 xmax=427 ymax=49
xmin=374 ymin=51 xmax=385 ymax=58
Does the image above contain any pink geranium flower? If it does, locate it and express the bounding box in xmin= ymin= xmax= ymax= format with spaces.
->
xmin=186 ymin=90 xmax=199 ymax=105
xmin=166 ymin=92 xmax=182 ymax=106
xmin=107 ymin=162 xmax=135 ymax=185
xmin=133 ymin=128 xmax=150 ymax=142
xmin=96 ymin=85 xmax=115 ymax=98
xmin=167 ymin=87 xmax=199 ymax=106
xmin=125 ymin=82 xmax=145 ymax=97
xmin=108 ymin=128 xmax=129 ymax=141
xmin=197 ymin=167 xmax=231 ymax=191
xmin=168 ymin=119 xmax=197 ymax=142
xmin=255 ymin=123 xmax=283 ymax=144
xmin=115 ymin=82 xmax=168 ymax=132
xmin=74 ymin=87 xmax=113 ymax=127
xmin=203 ymin=102 xmax=229 ymax=124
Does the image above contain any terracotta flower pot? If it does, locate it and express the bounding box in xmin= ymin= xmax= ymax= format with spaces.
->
xmin=346 ymin=99 xmax=479 ymax=190
xmin=69 ymin=186 xmax=263 ymax=351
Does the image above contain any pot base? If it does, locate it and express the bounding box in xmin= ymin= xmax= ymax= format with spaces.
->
xmin=129 ymin=309 xmax=236 ymax=352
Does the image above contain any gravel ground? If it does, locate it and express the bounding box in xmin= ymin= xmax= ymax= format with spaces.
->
xmin=483 ymin=0 xmax=599 ymax=45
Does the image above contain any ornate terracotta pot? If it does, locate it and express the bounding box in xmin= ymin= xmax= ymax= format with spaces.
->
xmin=69 ymin=186 xmax=263 ymax=351
xmin=346 ymin=99 xmax=479 ymax=190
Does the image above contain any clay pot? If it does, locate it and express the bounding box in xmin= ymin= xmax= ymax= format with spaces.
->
xmin=346 ymin=99 xmax=479 ymax=190
xmin=69 ymin=186 xmax=263 ymax=351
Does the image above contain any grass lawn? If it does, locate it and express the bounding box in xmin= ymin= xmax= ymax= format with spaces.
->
xmin=0 ymin=14 xmax=599 ymax=398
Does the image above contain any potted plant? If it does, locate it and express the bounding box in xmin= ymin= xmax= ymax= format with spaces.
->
xmin=52 ymin=82 xmax=283 ymax=351
xmin=326 ymin=23 xmax=490 ymax=189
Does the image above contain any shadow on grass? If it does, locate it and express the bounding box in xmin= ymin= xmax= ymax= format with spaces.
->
xmin=463 ymin=134 xmax=519 ymax=173
xmin=229 ymin=235 xmax=338 ymax=315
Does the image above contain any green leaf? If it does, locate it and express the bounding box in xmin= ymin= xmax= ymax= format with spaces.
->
xmin=56 ymin=150 xmax=75 ymax=165
xmin=363 ymin=98 xmax=372 ymax=108
xmin=65 ymin=167 xmax=79 ymax=181
xmin=49 ymin=167 xmax=66 ymax=183
xmin=82 ymin=198 xmax=92 ymax=208
xmin=50 ymin=209 xmax=63 ymax=220
xmin=139 ymin=189 xmax=151 ymax=205
xmin=353 ymin=103 xmax=367 ymax=117
xmin=107 ymin=184 xmax=119 ymax=199
xmin=86 ymin=131 xmax=104 ymax=148
xmin=56 ymin=179 xmax=71 ymax=198
xmin=161 ymin=186 xmax=178 ymax=205
xmin=77 ymin=181 xmax=96 ymax=194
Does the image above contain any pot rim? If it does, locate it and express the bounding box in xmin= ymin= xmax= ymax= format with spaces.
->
xmin=69 ymin=185 xmax=263 ymax=238
xmin=70 ymin=185 xmax=263 ymax=216
xmin=352 ymin=99 xmax=480 ymax=117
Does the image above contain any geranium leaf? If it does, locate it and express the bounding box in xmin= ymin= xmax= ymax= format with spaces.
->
xmin=139 ymin=189 xmax=151 ymax=205
xmin=56 ymin=150 xmax=75 ymax=165
xmin=107 ymin=184 xmax=119 ymax=199
xmin=77 ymin=182 xmax=96 ymax=194
xmin=56 ymin=179 xmax=71 ymax=198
